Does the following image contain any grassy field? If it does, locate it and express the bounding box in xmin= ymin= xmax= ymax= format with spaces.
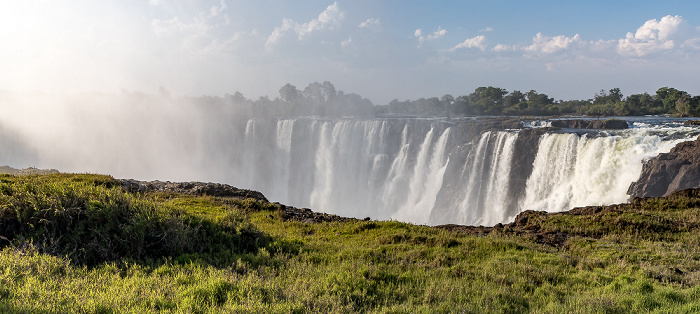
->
xmin=1 ymin=173 xmax=700 ymax=313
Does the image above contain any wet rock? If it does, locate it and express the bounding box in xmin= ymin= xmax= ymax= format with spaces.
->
xmin=627 ymin=135 xmax=700 ymax=198
xmin=550 ymin=118 xmax=628 ymax=129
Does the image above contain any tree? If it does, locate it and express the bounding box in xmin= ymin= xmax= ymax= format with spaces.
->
xmin=524 ymin=90 xmax=554 ymax=115
xmin=625 ymin=93 xmax=658 ymax=115
xmin=468 ymin=86 xmax=507 ymax=115
xmin=676 ymin=93 xmax=692 ymax=117
xmin=593 ymin=88 xmax=623 ymax=105
xmin=656 ymin=87 xmax=689 ymax=113
xmin=279 ymin=84 xmax=301 ymax=102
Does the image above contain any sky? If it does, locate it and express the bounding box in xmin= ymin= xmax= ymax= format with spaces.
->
xmin=2 ymin=0 xmax=700 ymax=104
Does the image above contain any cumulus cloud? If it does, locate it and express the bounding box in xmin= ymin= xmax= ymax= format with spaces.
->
xmin=451 ymin=35 xmax=487 ymax=51
xmin=265 ymin=2 xmax=344 ymax=49
xmin=617 ymin=15 xmax=690 ymax=57
xmin=151 ymin=1 xmax=232 ymax=52
xmin=480 ymin=26 xmax=493 ymax=32
xmin=487 ymin=15 xmax=699 ymax=61
xmin=359 ymin=18 xmax=380 ymax=29
xmin=525 ymin=33 xmax=582 ymax=54
xmin=492 ymin=43 xmax=514 ymax=52
xmin=415 ymin=26 xmax=447 ymax=47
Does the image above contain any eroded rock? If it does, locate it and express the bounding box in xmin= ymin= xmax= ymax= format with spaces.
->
xmin=628 ymin=135 xmax=700 ymax=198
xmin=550 ymin=118 xmax=628 ymax=129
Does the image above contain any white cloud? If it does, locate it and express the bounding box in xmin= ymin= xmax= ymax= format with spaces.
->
xmin=480 ymin=27 xmax=493 ymax=32
xmin=341 ymin=37 xmax=352 ymax=48
xmin=150 ymin=1 xmax=233 ymax=53
xmin=265 ymin=2 xmax=345 ymax=49
xmin=492 ymin=43 xmax=514 ymax=52
xmin=209 ymin=0 xmax=228 ymax=18
xmin=359 ymin=18 xmax=380 ymax=29
xmin=416 ymin=26 xmax=447 ymax=47
xmin=682 ymin=37 xmax=700 ymax=50
xmin=525 ymin=32 xmax=582 ymax=54
xmin=617 ymin=15 xmax=689 ymax=57
xmin=451 ymin=35 xmax=487 ymax=51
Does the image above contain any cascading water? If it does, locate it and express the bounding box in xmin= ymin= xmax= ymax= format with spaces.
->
xmin=520 ymin=126 xmax=693 ymax=213
xmin=233 ymin=118 xmax=700 ymax=226
xmin=455 ymin=131 xmax=519 ymax=226
xmin=2 ymin=112 xmax=699 ymax=226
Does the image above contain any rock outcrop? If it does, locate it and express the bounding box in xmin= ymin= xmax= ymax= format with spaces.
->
xmin=118 ymin=179 xmax=365 ymax=223
xmin=119 ymin=179 xmax=268 ymax=202
xmin=627 ymin=135 xmax=700 ymax=198
xmin=550 ymin=118 xmax=628 ymax=129
xmin=0 ymin=166 xmax=59 ymax=175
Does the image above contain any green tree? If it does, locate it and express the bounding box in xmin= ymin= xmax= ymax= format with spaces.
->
xmin=524 ymin=90 xmax=554 ymax=115
xmin=468 ymin=86 xmax=507 ymax=115
xmin=676 ymin=93 xmax=692 ymax=117
xmin=656 ymin=87 xmax=689 ymax=114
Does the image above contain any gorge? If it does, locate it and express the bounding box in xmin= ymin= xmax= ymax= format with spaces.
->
xmin=3 ymin=100 xmax=698 ymax=226
xmin=226 ymin=117 xmax=700 ymax=226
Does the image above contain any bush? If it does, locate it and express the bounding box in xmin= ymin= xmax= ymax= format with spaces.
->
xmin=0 ymin=174 xmax=270 ymax=266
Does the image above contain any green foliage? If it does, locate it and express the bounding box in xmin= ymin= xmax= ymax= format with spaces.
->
xmin=2 ymin=174 xmax=700 ymax=312
xmin=377 ymin=85 xmax=700 ymax=117
xmin=215 ymin=82 xmax=700 ymax=118
xmin=0 ymin=174 xmax=270 ymax=266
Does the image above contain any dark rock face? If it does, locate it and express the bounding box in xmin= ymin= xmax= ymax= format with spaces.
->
xmin=275 ymin=203 xmax=360 ymax=223
xmin=550 ymin=119 xmax=628 ymax=129
xmin=119 ymin=179 xmax=268 ymax=202
xmin=506 ymin=127 xmax=553 ymax=210
xmin=627 ymin=135 xmax=700 ymax=198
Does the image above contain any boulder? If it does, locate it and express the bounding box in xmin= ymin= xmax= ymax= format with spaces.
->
xmin=627 ymin=135 xmax=700 ymax=198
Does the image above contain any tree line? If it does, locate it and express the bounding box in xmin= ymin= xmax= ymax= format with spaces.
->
xmin=213 ymin=82 xmax=700 ymax=118
xmin=378 ymin=86 xmax=700 ymax=117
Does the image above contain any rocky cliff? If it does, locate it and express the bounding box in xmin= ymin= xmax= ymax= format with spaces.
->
xmin=550 ymin=118 xmax=628 ymax=129
xmin=628 ymin=135 xmax=700 ymax=198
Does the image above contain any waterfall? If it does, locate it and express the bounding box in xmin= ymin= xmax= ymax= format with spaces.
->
xmin=232 ymin=118 xmax=699 ymax=226
xmin=272 ymin=119 xmax=294 ymax=202
xmin=521 ymin=133 xmax=579 ymax=212
xmin=392 ymin=127 xmax=451 ymax=224
xmin=455 ymin=131 xmax=519 ymax=226
xmin=2 ymin=113 xmax=698 ymax=226
xmin=521 ymin=128 xmax=694 ymax=212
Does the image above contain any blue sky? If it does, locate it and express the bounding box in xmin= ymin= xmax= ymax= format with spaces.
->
xmin=2 ymin=1 xmax=700 ymax=104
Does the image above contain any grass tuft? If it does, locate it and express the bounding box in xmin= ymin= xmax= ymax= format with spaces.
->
xmin=2 ymin=174 xmax=700 ymax=312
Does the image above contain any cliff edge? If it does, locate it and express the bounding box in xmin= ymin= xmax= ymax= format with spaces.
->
xmin=628 ymin=135 xmax=700 ymax=198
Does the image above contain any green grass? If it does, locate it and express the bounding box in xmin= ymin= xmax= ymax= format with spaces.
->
xmin=1 ymin=173 xmax=700 ymax=312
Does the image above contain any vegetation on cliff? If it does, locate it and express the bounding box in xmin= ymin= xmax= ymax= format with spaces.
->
xmin=2 ymin=173 xmax=700 ymax=312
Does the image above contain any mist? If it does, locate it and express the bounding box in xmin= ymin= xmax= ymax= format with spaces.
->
xmin=0 ymin=90 xmax=234 ymax=182
xmin=1 ymin=86 xmax=697 ymax=226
